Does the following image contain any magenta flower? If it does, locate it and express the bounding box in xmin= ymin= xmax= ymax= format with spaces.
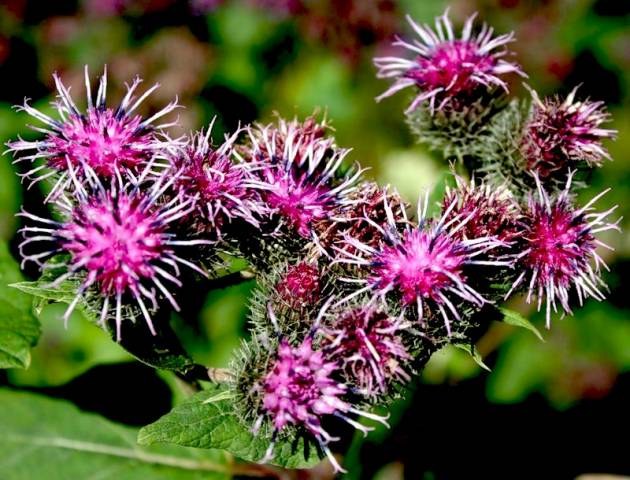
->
xmin=8 ymin=67 xmax=179 ymax=199
xmin=507 ymin=175 xmax=620 ymax=327
xmin=275 ymin=262 xmax=321 ymax=310
xmin=374 ymin=10 xmax=525 ymax=112
xmin=258 ymin=332 xmax=388 ymax=473
xmin=321 ymin=306 xmax=411 ymax=397
xmin=18 ymin=173 xmax=207 ymax=340
xmin=242 ymin=119 xmax=362 ymax=241
xmin=171 ymin=124 xmax=260 ymax=237
xmin=337 ymin=196 xmax=509 ymax=334
xmin=442 ymin=176 xmax=521 ymax=246
xmin=316 ymin=182 xmax=408 ymax=254
xmin=522 ymin=87 xmax=616 ymax=179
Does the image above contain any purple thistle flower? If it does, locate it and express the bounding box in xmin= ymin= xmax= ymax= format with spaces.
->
xmin=522 ymin=87 xmax=617 ymax=179
xmin=258 ymin=312 xmax=389 ymax=473
xmin=171 ymin=122 xmax=260 ymax=238
xmin=506 ymin=174 xmax=620 ymax=327
xmin=336 ymin=195 xmax=509 ymax=334
xmin=321 ymin=306 xmax=411 ymax=397
xmin=374 ymin=9 xmax=525 ymax=113
xmin=275 ymin=262 xmax=321 ymax=310
xmin=315 ymin=182 xmax=409 ymax=255
xmin=241 ymin=119 xmax=362 ymax=242
xmin=7 ymin=66 xmax=180 ymax=199
xmin=442 ymin=176 xmax=521 ymax=246
xmin=18 ymin=170 xmax=208 ymax=340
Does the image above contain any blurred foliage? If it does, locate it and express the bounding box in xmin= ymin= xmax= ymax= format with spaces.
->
xmin=0 ymin=0 xmax=629 ymax=477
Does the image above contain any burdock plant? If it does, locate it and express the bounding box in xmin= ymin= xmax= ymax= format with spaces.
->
xmin=5 ymin=8 xmax=619 ymax=476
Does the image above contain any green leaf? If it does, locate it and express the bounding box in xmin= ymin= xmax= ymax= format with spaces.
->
xmin=500 ymin=308 xmax=544 ymax=342
xmin=454 ymin=343 xmax=491 ymax=372
xmin=0 ymin=243 xmax=41 ymax=369
xmin=11 ymin=260 xmax=204 ymax=376
xmin=138 ymin=384 xmax=322 ymax=469
xmin=0 ymin=388 xmax=231 ymax=479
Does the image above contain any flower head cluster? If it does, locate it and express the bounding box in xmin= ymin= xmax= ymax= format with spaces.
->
xmin=257 ymin=331 xmax=388 ymax=473
xmin=321 ymin=305 xmax=411 ymax=397
xmin=442 ymin=176 xmax=521 ymax=246
xmin=19 ymin=172 xmax=207 ymax=340
xmin=275 ymin=261 xmax=322 ymax=310
xmin=315 ymin=182 xmax=408 ymax=254
xmin=375 ymin=10 xmax=525 ymax=113
xmin=507 ymin=175 xmax=619 ymax=327
xmin=8 ymin=67 xmax=179 ymax=199
xmin=241 ymin=118 xmax=362 ymax=241
xmin=522 ymin=87 xmax=616 ymax=179
xmin=338 ymin=196 xmax=509 ymax=334
xmin=170 ymin=124 xmax=259 ymax=237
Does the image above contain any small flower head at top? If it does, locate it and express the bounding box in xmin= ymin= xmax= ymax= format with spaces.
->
xmin=241 ymin=118 xmax=362 ymax=243
xmin=507 ymin=174 xmax=620 ymax=327
xmin=521 ymin=87 xmax=616 ymax=180
xmin=18 ymin=170 xmax=208 ymax=340
xmin=256 ymin=305 xmax=389 ymax=473
xmin=337 ymin=194 xmax=510 ymax=335
xmin=374 ymin=9 xmax=525 ymax=113
xmin=7 ymin=66 xmax=180 ymax=199
xmin=321 ymin=305 xmax=411 ymax=398
xmin=170 ymin=122 xmax=259 ymax=238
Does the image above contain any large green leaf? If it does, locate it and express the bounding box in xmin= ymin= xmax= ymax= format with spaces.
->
xmin=0 ymin=243 xmax=41 ymax=369
xmin=0 ymin=388 xmax=232 ymax=480
xmin=138 ymin=384 xmax=322 ymax=470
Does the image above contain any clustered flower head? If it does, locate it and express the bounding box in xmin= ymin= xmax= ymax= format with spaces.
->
xmin=170 ymin=123 xmax=260 ymax=238
xmin=7 ymin=7 xmax=621 ymax=474
xmin=374 ymin=9 xmax=526 ymax=113
xmin=239 ymin=117 xmax=362 ymax=242
xmin=321 ymin=305 xmax=412 ymax=397
xmin=8 ymin=67 xmax=179 ymax=199
xmin=521 ymin=87 xmax=617 ymax=180
xmin=507 ymin=175 xmax=620 ymax=327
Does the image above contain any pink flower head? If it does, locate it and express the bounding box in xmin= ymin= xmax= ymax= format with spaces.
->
xmin=275 ymin=262 xmax=321 ymax=310
xmin=522 ymin=87 xmax=616 ymax=179
xmin=171 ymin=124 xmax=259 ymax=237
xmin=18 ymin=172 xmax=208 ymax=340
xmin=337 ymin=195 xmax=509 ymax=334
xmin=8 ymin=66 xmax=179 ymax=199
xmin=507 ymin=174 xmax=620 ymax=327
xmin=374 ymin=9 xmax=525 ymax=113
xmin=442 ymin=176 xmax=521 ymax=246
xmin=316 ymin=182 xmax=408 ymax=254
xmin=258 ymin=326 xmax=388 ymax=473
xmin=322 ymin=306 xmax=411 ymax=397
xmin=243 ymin=119 xmax=362 ymax=241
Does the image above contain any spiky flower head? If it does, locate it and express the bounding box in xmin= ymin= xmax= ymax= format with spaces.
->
xmin=275 ymin=261 xmax=322 ymax=310
xmin=170 ymin=122 xmax=259 ymax=238
xmin=521 ymin=87 xmax=616 ymax=180
xmin=321 ymin=305 xmax=411 ymax=398
xmin=7 ymin=66 xmax=179 ymax=199
xmin=442 ymin=175 xmax=521 ymax=246
xmin=507 ymin=174 xmax=619 ymax=327
xmin=18 ymin=172 xmax=207 ymax=340
xmin=374 ymin=9 xmax=525 ymax=113
xmin=257 ymin=323 xmax=388 ymax=473
xmin=241 ymin=118 xmax=362 ymax=242
xmin=315 ymin=182 xmax=408 ymax=255
xmin=337 ymin=196 xmax=509 ymax=334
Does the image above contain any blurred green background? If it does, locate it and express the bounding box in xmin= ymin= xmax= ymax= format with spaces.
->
xmin=1 ymin=0 xmax=629 ymax=478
